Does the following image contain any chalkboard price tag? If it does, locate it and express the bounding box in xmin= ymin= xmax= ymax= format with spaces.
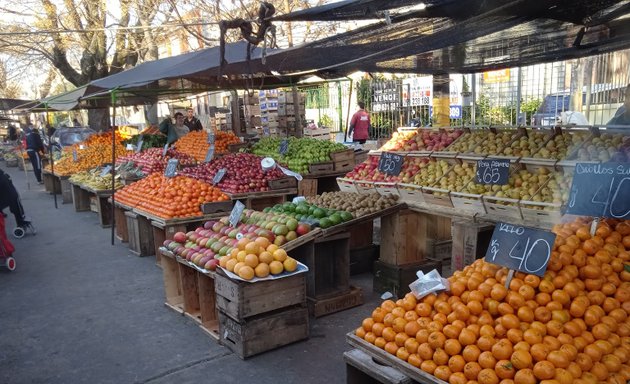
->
xmin=566 ymin=162 xmax=630 ymax=220
xmin=72 ymin=148 xmax=78 ymax=162
xmin=205 ymin=144 xmax=215 ymax=163
xmin=378 ymin=152 xmax=404 ymax=176
xmin=485 ymin=222 xmax=556 ymax=276
xmin=164 ymin=159 xmax=178 ymax=177
xmin=207 ymin=131 xmax=215 ymax=144
xmin=476 ymin=158 xmax=510 ymax=185
xmin=100 ymin=165 xmax=112 ymax=178
xmin=162 ymin=143 xmax=169 ymax=157
xmin=229 ymin=200 xmax=245 ymax=228
xmin=279 ymin=139 xmax=289 ymax=155
xmin=263 ymin=127 xmax=270 ymax=136
xmin=213 ymin=168 xmax=227 ymax=185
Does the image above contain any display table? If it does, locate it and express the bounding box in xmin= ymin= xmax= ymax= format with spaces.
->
xmin=227 ymin=188 xmax=297 ymax=211
xmin=42 ymin=170 xmax=61 ymax=195
xmin=70 ymin=181 xmax=115 ymax=227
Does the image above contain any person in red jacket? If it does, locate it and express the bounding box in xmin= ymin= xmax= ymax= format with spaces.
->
xmin=349 ymin=101 xmax=370 ymax=144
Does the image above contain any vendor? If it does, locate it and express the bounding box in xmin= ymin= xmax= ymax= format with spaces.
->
xmin=159 ymin=112 xmax=189 ymax=144
xmin=184 ymin=108 xmax=203 ymax=132
xmin=607 ymin=84 xmax=630 ymax=126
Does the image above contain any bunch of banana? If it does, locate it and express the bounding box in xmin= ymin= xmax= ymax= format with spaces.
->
xmin=70 ymin=168 xmax=123 ymax=191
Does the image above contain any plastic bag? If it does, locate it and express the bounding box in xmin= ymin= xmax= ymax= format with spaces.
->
xmin=409 ymin=269 xmax=450 ymax=299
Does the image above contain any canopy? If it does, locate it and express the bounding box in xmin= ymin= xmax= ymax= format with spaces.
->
xmin=271 ymin=0 xmax=426 ymax=21
xmin=0 ymin=98 xmax=37 ymax=111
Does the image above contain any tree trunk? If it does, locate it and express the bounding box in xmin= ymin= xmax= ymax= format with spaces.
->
xmin=88 ymin=108 xmax=111 ymax=131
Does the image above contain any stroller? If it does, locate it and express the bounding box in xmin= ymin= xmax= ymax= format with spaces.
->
xmin=0 ymin=213 xmax=16 ymax=271
xmin=0 ymin=169 xmax=36 ymax=239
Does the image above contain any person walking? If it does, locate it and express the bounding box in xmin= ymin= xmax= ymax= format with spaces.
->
xmin=0 ymin=169 xmax=30 ymax=229
xmin=348 ymin=101 xmax=371 ymax=144
xmin=183 ymin=108 xmax=203 ymax=132
xmin=24 ymin=125 xmax=45 ymax=184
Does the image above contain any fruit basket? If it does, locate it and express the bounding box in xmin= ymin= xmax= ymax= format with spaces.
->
xmin=418 ymin=155 xmax=461 ymax=208
xmin=519 ymin=165 xmax=573 ymax=227
xmin=376 ymin=128 xmax=464 ymax=154
xmin=355 ymin=180 xmax=376 ymax=194
xmin=336 ymin=177 xmax=359 ymax=193
xmin=442 ymin=127 xmax=517 ymax=157
xmin=495 ymin=127 xmax=554 ymax=161
xmin=563 ymin=129 xmax=630 ymax=163
xmin=528 ymin=127 xmax=591 ymax=165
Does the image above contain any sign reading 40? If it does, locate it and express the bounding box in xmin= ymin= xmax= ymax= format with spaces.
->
xmin=566 ymin=162 xmax=630 ymax=219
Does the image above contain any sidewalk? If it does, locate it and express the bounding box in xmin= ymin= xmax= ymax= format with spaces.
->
xmin=0 ymin=165 xmax=381 ymax=384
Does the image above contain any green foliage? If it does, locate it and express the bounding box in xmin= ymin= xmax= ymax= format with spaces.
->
xmin=520 ymin=98 xmax=543 ymax=125
xmin=318 ymin=114 xmax=333 ymax=128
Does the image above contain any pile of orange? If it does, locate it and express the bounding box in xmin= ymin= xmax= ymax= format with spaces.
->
xmin=356 ymin=217 xmax=630 ymax=384
xmin=44 ymin=131 xmax=127 ymax=176
xmin=174 ymin=130 xmax=240 ymax=162
xmin=114 ymin=173 xmax=229 ymax=219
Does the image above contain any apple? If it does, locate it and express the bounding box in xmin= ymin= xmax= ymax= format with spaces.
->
xmin=173 ymin=232 xmax=187 ymax=243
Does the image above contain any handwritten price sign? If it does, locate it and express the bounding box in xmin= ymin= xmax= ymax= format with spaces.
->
xmin=567 ymin=162 xmax=630 ymax=219
xmin=485 ymin=222 xmax=556 ymax=277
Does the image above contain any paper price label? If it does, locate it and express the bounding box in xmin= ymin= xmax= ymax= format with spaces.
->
xmin=205 ymin=144 xmax=215 ymax=163
xmin=213 ymin=168 xmax=227 ymax=185
xmin=162 ymin=144 xmax=169 ymax=156
xmin=100 ymin=165 xmax=112 ymax=178
xmin=164 ymin=159 xmax=178 ymax=177
xmin=229 ymin=201 xmax=245 ymax=228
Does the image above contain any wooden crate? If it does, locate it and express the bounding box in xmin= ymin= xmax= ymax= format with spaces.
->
xmin=348 ymin=220 xmax=374 ymax=249
xmin=345 ymin=348 xmax=414 ymax=384
xmin=298 ymin=178 xmax=318 ymax=197
xmin=350 ymin=244 xmax=379 ymax=276
xmin=330 ymin=149 xmax=355 ymax=163
xmin=308 ymin=286 xmax=363 ymax=318
xmin=114 ymin=205 xmax=129 ymax=243
xmin=268 ymin=177 xmax=298 ymax=190
xmin=379 ymin=210 xmax=451 ymax=265
xmin=71 ymin=183 xmax=91 ymax=212
xmin=214 ymin=270 xmax=306 ymax=322
xmin=95 ymin=194 xmax=113 ymax=228
xmin=228 ymin=190 xmax=295 ymax=212
xmin=309 ymin=162 xmax=334 ymax=174
xmin=60 ymin=177 xmax=73 ymax=204
xmin=219 ymin=306 xmax=309 ymax=359
xmin=89 ymin=197 xmax=98 ymax=213
xmin=451 ymin=220 xmax=494 ymax=272
xmin=43 ymin=171 xmax=61 ymax=194
xmin=125 ymin=211 xmax=155 ymax=257
xmin=160 ymin=250 xmax=184 ymax=314
xmin=152 ymin=221 xmax=187 ymax=267
xmin=198 ymin=270 xmax=220 ymax=340
xmin=334 ymin=159 xmax=355 ymax=173
xmin=373 ymin=259 xmax=442 ymax=298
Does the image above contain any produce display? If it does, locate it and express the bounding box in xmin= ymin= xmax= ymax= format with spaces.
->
xmin=162 ymin=210 xmax=313 ymax=272
xmin=499 ymin=132 xmax=549 ymax=157
xmin=116 ymin=161 xmax=146 ymax=180
xmin=263 ymin=201 xmax=354 ymax=229
xmin=532 ymin=132 xmax=588 ymax=160
xmin=114 ymin=173 xmax=228 ymax=219
xmin=174 ymin=130 xmax=240 ymax=162
xmin=179 ymin=153 xmax=285 ymax=194
xmin=44 ymin=131 xmax=127 ymax=176
xmin=344 ymin=155 xmax=434 ymax=184
xmin=121 ymin=133 xmax=166 ymax=151
xmin=252 ymin=137 xmax=347 ymax=174
xmin=354 ymin=217 xmax=630 ymax=384
xmin=573 ymin=133 xmax=630 ymax=162
xmin=116 ymin=148 xmax=196 ymax=175
xmin=307 ymin=192 xmax=399 ymax=218
xmin=69 ymin=168 xmax=123 ymax=191
xmin=446 ymin=131 xmax=514 ymax=155
xmin=379 ymin=129 xmax=463 ymax=152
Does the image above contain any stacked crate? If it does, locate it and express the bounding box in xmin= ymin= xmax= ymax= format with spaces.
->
xmin=215 ymin=270 xmax=309 ymax=359
xmin=259 ymin=90 xmax=279 ymax=136
xmin=242 ymin=93 xmax=261 ymax=135
xmin=213 ymin=112 xmax=232 ymax=132
xmin=278 ymin=91 xmax=306 ymax=136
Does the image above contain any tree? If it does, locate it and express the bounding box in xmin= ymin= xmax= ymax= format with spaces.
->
xmin=0 ymin=0 xmax=174 ymax=130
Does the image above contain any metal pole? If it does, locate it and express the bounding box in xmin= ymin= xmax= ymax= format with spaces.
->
xmin=345 ymin=78 xmax=353 ymax=142
xmin=472 ymin=73 xmax=477 ymax=127
xmin=111 ymin=90 xmax=117 ymax=246
xmin=46 ymin=104 xmax=58 ymax=209
xmin=516 ymin=67 xmax=522 ymax=126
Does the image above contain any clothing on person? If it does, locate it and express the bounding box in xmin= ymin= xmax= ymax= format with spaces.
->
xmin=0 ymin=169 xmax=28 ymax=228
xmin=607 ymin=106 xmax=630 ymax=126
xmin=25 ymin=127 xmax=45 ymax=183
xmin=159 ymin=118 xmax=190 ymax=144
xmin=349 ymin=108 xmax=370 ymax=141
xmin=183 ymin=116 xmax=203 ymax=132
xmin=8 ymin=125 xmax=17 ymax=141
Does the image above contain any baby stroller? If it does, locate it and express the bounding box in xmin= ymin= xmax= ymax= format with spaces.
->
xmin=0 ymin=213 xmax=16 ymax=271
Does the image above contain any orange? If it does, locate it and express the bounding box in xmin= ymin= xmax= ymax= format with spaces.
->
xmin=433 ymin=365 xmax=452 ymax=381
xmin=448 ymin=355 xmax=466 ymax=373
xmin=533 ymin=361 xmax=556 ymax=380
xmin=513 ymin=368 xmax=537 ymax=384
xmin=477 ymin=368 xmax=499 ymax=384
xmin=511 ymin=349 xmax=533 ymax=369
xmin=478 ymin=351 xmax=497 ymax=369
xmin=495 ymin=359 xmax=515 ymax=379
xmin=420 ymin=359 xmax=437 ymax=374
xmin=464 ymin=361 xmax=482 ymax=380
xmin=492 ymin=339 xmax=513 ymax=360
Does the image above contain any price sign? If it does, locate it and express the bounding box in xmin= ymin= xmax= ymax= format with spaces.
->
xmin=263 ymin=127 xmax=270 ymax=136
xmin=79 ymin=144 xmax=85 ymax=150
xmin=164 ymin=159 xmax=178 ymax=177
xmin=279 ymin=139 xmax=289 ymax=155
xmin=378 ymin=152 xmax=404 ymax=176
xmin=228 ymin=200 xmax=245 ymax=228
xmin=476 ymin=158 xmax=510 ymax=185
xmin=136 ymin=136 xmax=144 ymax=153
xmin=566 ymin=162 xmax=630 ymax=219
xmin=213 ymin=168 xmax=227 ymax=185
xmin=162 ymin=143 xmax=169 ymax=156
xmin=485 ymin=222 xmax=556 ymax=276
xmin=205 ymin=144 xmax=215 ymax=163
xmin=72 ymin=148 xmax=78 ymax=162
xmin=207 ymin=131 xmax=215 ymax=144
xmin=100 ymin=165 xmax=112 ymax=178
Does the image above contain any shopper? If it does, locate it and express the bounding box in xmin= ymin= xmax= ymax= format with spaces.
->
xmin=607 ymin=84 xmax=630 ymax=126
xmin=348 ymin=101 xmax=370 ymax=144
xmin=8 ymin=125 xmax=18 ymax=142
xmin=0 ymin=168 xmax=30 ymax=228
xmin=24 ymin=125 xmax=45 ymax=184
xmin=184 ymin=108 xmax=203 ymax=132
xmin=159 ymin=112 xmax=190 ymax=144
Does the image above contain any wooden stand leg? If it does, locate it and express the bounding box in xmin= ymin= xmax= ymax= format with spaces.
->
xmin=114 ymin=206 xmax=129 ymax=243
xmin=96 ymin=196 xmax=113 ymax=227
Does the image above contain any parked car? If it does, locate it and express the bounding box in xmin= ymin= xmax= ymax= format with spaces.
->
xmin=532 ymin=93 xmax=571 ymax=126
xmin=43 ymin=126 xmax=96 ymax=158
